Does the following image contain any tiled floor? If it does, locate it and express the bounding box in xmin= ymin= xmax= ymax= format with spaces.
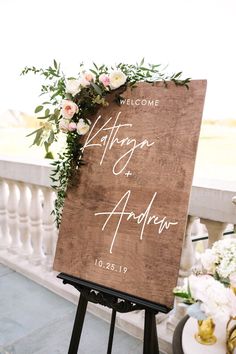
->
xmin=0 ymin=264 xmax=144 ymax=354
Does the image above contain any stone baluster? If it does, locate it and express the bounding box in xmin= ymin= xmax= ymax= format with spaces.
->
xmin=0 ymin=179 xmax=10 ymax=248
xmin=200 ymin=218 xmax=228 ymax=247
xmin=29 ymin=184 xmax=45 ymax=265
xmin=17 ymin=182 xmax=32 ymax=257
xmin=179 ymin=215 xmax=197 ymax=278
xmin=166 ymin=215 xmax=197 ymax=331
xmin=7 ymin=181 xmax=21 ymax=253
xmin=42 ymin=187 xmax=57 ymax=270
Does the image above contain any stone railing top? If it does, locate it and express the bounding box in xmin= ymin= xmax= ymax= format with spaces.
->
xmin=0 ymin=156 xmax=235 ymax=223
xmin=0 ymin=155 xmax=51 ymax=187
xmin=190 ymin=177 xmax=236 ymax=224
xmin=192 ymin=177 xmax=236 ymax=192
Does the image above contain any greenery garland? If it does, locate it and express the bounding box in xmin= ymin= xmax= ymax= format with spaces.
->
xmin=21 ymin=59 xmax=190 ymax=227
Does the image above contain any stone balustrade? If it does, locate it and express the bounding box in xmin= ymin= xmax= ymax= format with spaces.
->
xmin=0 ymin=157 xmax=56 ymax=265
xmin=0 ymin=157 xmax=81 ymax=304
xmin=0 ymin=155 xmax=236 ymax=353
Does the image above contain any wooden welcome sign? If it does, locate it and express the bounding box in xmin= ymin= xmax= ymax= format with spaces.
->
xmin=54 ymin=81 xmax=207 ymax=309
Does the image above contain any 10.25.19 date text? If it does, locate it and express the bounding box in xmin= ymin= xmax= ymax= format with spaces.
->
xmin=94 ymin=259 xmax=128 ymax=274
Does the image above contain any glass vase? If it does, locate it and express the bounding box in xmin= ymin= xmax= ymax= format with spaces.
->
xmin=195 ymin=317 xmax=217 ymax=345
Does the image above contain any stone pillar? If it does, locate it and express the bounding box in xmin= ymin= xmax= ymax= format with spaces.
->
xmin=0 ymin=179 xmax=10 ymax=248
xmin=8 ymin=181 xmax=21 ymax=253
xmin=42 ymin=187 xmax=57 ymax=270
xmin=29 ymin=184 xmax=45 ymax=265
xmin=18 ymin=182 xmax=32 ymax=257
xmin=200 ymin=218 xmax=228 ymax=247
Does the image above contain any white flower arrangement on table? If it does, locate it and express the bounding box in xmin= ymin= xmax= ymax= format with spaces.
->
xmin=200 ymin=238 xmax=236 ymax=284
xmin=174 ymin=273 xmax=236 ymax=322
xmin=174 ymin=238 xmax=236 ymax=322
xmin=21 ymin=59 xmax=190 ymax=227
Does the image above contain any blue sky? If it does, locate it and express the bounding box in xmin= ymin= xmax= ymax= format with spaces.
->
xmin=0 ymin=0 xmax=235 ymax=119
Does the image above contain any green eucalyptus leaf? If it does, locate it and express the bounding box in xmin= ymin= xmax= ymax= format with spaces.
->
xmin=44 ymin=141 xmax=49 ymax=152
xmin=90 ymin=82 xmax=102 ymax=95
xmin=45 ymin=151 xmax=54 ymax=159
xmin=32 ymin=128 xmax=43 ymax=146
xmin=90 ymin=69 xmax=97 ymax=76
xmin=174 ymin=72 xmax=182 ymax=78
xmin=65 ymin=93 xmax=73 ymax=100
xmin=51 ymin=90 xmax=60 ymax=99
xmin=26 ymin=127 xmax=43 ymax=137
xmin=34 ymin=105 xmax=44 ymax=113
xmin=54 ymin=108 xmax=60 ymax=117
xmin=48 ymin=130 xmax=55 ymax=144
xmin=173 ymin=291 xmax=190 ymax=299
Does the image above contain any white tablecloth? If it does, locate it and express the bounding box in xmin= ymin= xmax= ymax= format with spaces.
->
xmin=182 ymin=317 xmax=236 ymax=354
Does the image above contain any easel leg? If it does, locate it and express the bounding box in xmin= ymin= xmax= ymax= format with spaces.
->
xmin=143 ymin=310 xmax=159 ymax=354
xmin=107 ymin=309 xmax=116 ymax=354
xmin=68 ymin=292 xmax=89 ymax=354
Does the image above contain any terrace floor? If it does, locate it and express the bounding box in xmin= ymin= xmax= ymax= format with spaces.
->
xmin=0 ymin=264 xmax=148 ymax=354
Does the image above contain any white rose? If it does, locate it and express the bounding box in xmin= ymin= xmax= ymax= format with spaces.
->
xmin=65 ymin=79 xmax=81 ymax=96
xmin=188 ymin=274 xmax=234 ymax=322
xmin=77 ymin=119 xmax=90 ymax=135
xmin=200 ymin=249 xmax=217 ymax=273
xmin=188 ymin=275 xmax=208 ymax=299
xmin=109 ymin=70 xmax=127 ymax=89
xmin=200 ymin=282 xmax=233 ymax=321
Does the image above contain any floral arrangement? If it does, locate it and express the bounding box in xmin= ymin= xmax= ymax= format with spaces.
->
xmin=200 ymin=238 xmax=236 ymax=285
xmin=21 ymin=59 xmax=190 ymax=227
xmin=174 ymin=273 xmax=236 ymax=322
xmin=173 ymin=238 xmax=236 ymax=322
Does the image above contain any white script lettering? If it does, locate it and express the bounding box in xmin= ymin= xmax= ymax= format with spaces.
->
xmin=82 ymin=112 xmax=155 ymax=175
xmin=95 ymin=190 xmax=178 ymax=254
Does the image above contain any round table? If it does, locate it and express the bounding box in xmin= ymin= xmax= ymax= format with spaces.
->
xmin=182 ymin=316 xmax=235 ymax=354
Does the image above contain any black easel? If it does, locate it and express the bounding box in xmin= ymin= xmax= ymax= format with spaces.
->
xmin=58 ymin=273 xmax=170 ymax=354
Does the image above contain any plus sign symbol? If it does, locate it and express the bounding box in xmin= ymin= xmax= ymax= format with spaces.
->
xmin=125 ymin=171 xmax=132 ymax=177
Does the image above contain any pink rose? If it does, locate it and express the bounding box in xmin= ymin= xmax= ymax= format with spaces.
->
xmin=68 ymin=122 xmax=77 ymax=131
xmin=79 ymin=71 xmax=95 ymax=87
xmin=59 ymin=119 xmax=69 ymax=132
xmin=61 ymin=100 xmax=79 ymax=120
xmin=99 ymin=74 xmax=110 ymax=87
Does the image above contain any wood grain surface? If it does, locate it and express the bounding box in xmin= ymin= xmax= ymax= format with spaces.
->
xmin=53 ymin=81 xmax=207 ymax=308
